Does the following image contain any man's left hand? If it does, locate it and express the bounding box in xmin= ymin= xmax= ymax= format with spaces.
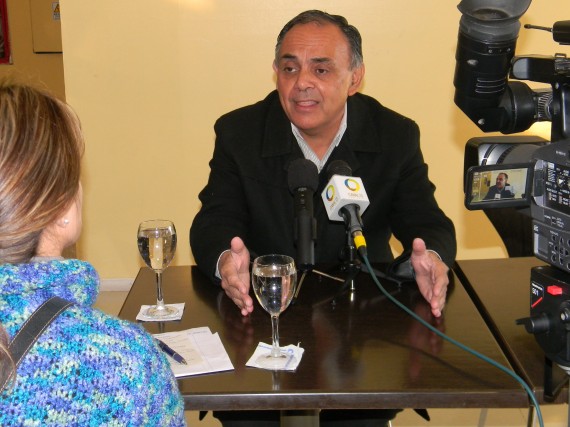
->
xmin=410 ymin=237 xmax=449 ymax=317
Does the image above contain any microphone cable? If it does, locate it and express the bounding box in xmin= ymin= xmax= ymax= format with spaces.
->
xmin=360 ymin=253 xmax=544 ymax=427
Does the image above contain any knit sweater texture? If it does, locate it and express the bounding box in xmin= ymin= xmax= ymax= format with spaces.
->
xmin=0 ymin=259 xmax=185 ymax=426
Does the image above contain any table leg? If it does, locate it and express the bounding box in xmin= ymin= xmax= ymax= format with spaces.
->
xmin=477 ymin=408 xmax=488 ymax=427
xmin=526 ymin=406 xmax=535 ymax=427
xmin=280 ymin=410 xmax=319 ymax=426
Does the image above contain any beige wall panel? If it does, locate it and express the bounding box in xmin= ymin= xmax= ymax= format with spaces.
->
xmin=30 ymin=0 xmax=62 ymax=53
xmin=0 ymin=0 xmax=64 ymax=97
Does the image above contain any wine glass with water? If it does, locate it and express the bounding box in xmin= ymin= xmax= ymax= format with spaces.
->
xmin=137 ymin=219 xmax=178 ymax=318
xmin=252 ymin=254 xmax=297 ymax=369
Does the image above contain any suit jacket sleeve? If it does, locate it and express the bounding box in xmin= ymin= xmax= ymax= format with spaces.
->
xmin=190 ymin=117 xmax=251 ymax=281
xmin=385 ymin=118 xmax=456 ymax=267
xmin=190 ymin=92 xmax=297 ymax=282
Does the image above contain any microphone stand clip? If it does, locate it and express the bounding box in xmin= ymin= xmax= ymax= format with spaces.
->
xmin=340 ymin=228 xmax=361 ymax=291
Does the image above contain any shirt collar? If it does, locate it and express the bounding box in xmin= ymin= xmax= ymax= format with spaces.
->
xmin=291 ymin=103 xmax=348 ymax=172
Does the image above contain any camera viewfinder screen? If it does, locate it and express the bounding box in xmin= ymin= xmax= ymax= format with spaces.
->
xmin=465 ymin=163 xmax=532 ymax=210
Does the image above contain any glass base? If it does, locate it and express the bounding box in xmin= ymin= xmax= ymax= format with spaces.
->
xmin=255 ymin=352 xmax=297 ymax=370
xmin=144 ymin=304 xmax=179 ymax=318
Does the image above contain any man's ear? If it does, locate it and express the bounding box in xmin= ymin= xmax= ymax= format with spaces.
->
xmin=348 ymin=64 xmax=365 ymax=96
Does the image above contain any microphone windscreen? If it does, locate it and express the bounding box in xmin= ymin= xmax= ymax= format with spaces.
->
xmin=326 ymin=160 xmax=352 ymax=179
xmin=288 ymin=159 xmax=319 ymax=193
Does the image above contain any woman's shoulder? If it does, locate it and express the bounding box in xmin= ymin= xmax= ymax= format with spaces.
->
xmin=62 ymin=304 xmax=161 ymax=359
xmin=6 ymin=304 xmax=185 ymax=425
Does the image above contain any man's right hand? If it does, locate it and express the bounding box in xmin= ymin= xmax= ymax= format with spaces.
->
xmin=219 ymin=237 xmax=254 ymax=316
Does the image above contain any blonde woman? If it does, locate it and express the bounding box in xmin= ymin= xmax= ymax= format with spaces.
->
xmin=0 ymin=83 xmax=185 ymax=426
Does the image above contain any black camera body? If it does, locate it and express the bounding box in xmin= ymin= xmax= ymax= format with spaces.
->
xmin=519 ymin=265 xmax=570 ymax=369
xmin=455 ymin=0 xmax=570 ymax=374
xmin=532 ymin=140 xmax=570 ymax=273
xmin=513 ymin=139 xmax=570 ymax=375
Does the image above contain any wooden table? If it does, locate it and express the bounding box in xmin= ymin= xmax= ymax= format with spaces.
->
xmin=118 ymin=264 xmax=528 ymax=411
xmin=454 ymin=257 xmax=569 ymax=405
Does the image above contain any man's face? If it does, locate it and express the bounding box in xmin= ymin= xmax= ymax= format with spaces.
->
xmin=496 ymin=174 xmax=507 ymax=189
xmin=273 ymin=22 xmax=364 ymax=140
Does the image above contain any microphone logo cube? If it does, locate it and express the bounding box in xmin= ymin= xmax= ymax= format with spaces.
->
xmin=322 ymin=175 xmax=370 ymax=221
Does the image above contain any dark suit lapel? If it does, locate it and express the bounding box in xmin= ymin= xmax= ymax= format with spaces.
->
xmin=325 ymin=93 xmax=383 ymax=176
xmin=261 ymin=90 xmax=305 ymax=174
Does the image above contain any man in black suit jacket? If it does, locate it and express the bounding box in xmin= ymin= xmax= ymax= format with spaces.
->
xmin=190 ymin=10 xmax=456 ymax=427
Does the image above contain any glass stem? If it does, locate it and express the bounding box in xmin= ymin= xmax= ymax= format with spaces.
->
xmin=155 ymin=271 xmax=165 ymax=309
xmin=271 ymin=315 xmax=281 ymax=357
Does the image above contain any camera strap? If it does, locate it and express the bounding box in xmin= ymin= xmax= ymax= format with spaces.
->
xmin=0 ymin=296 xmax=73 ymax=393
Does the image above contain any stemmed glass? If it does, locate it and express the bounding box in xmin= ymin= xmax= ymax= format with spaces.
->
xmin=252 ymin=254 xmax=298 ymax=369
xmin=137 ymin=219 xmax=178 ymax=318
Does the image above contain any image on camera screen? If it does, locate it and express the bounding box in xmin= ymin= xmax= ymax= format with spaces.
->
xmin=465 ymin=163 xmax=533 ymax=210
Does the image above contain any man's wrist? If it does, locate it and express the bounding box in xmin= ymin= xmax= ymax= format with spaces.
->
xmin=426 ymin=249 xmax=442 ymax=261
xmin=215 ymin=249 xmax=231 ymax=280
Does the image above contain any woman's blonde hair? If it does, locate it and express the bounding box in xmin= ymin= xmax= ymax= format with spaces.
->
xmin=0 ymin=82 xmax=84 ymax=264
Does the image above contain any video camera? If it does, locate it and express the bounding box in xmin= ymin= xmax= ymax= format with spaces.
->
xmin=455 ymin=0 xmax=570 ymax=383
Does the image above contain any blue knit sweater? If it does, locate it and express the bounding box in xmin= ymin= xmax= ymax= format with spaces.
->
xmin=0 ymin=259 xmax=186 ymax=426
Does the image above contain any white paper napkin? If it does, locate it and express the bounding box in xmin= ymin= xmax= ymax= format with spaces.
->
xmin=136 ymin=303 xmax=185 ymax=322
xmin=154 ymin=327 xmax=234 ymax=377
xmin=246 ymin=342 xmax=304 ymax=371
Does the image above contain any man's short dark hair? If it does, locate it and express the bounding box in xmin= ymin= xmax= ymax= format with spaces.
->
xmin=275 ymin=10 xmax=363 ymax=70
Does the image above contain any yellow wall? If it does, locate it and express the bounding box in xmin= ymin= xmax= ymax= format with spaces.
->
xmin=60 ymin=0 xmax=567 ymax=279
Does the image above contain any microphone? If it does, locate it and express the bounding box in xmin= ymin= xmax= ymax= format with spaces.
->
xmin=321 ymin=160 xmax=370 ymax=256
xmin=287 ymin=159 xmax=319 ymax=271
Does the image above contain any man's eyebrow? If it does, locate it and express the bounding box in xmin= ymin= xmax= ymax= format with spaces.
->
xmin=279 ymin=53 xmax=298 ymax=61
xmin=278 ymin=54 xmax=333 ymax=64
xmin=311 ymin=57 xmax=332 ymax=64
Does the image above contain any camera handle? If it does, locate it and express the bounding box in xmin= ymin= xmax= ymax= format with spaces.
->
xmin=524 ymin=21 xmax=570 ymax=45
